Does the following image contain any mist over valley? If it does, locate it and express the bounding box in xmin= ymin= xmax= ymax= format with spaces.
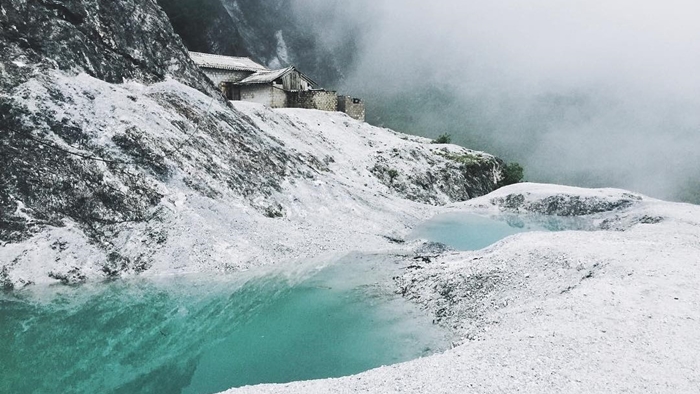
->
xmin=161 ymin=0 xmax=700 ymax=203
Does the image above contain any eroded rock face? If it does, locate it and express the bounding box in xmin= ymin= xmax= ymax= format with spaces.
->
xmin=0 ymin=0 xmax=214 ymax=90
xmin=490 ymin=192 xmax=642 ymax=216
xmin=0 ymin=0 xmax=221 ymax=246
xmin=370 ymin=149 xmax=502 ymax=205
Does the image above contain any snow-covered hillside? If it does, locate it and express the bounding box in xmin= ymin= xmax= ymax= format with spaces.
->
xmin=0 ymin=71 xmax=503 ymax=288
xmin=0 ymin=0 xmax=504 ymax=288
xmin=5 ymin=1 xmax=699 ymax=392
xmin=223 ymin=183 xmax=700 ymax=393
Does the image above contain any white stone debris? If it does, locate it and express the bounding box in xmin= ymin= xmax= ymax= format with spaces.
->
xmin=220 ymin=183 xmax=700 ymax=394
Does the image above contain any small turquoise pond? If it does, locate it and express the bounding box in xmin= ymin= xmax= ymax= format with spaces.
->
xmin=1 ymin=212 xmax=585 ymax=393
xmin=0 ymin=256 xmax=448 ymax=394
xmin=409 ymin=212 xmax=587 ymax=251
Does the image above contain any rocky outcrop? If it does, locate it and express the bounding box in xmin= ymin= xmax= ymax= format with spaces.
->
xmin=490 ymin=192 xmax=641 ymax=216
xmin=0 ymin=0 xmax=215 ymax=92
xmin=0 ymin=0 xmax=225 ymax=250
xmin=370 ymin=147 xmax=501 ymax=205
xmin=156 ymin=0 xmax=250 ymax=58
xmin=457 ymin=183 xmax=645 ymax=215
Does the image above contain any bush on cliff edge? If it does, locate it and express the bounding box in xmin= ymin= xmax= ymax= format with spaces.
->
xmin=498 ymin=162 xmax=524 ymax=188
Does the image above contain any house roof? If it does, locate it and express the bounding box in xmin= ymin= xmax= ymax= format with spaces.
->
xmin=235 ymin=66 xmax=318 ymax=87
xmin=188 ymin=51 xmax=269 ymax=72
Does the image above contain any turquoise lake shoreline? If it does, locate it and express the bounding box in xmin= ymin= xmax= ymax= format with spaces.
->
xmin=1 ymin=211 xmax=586 ymax=393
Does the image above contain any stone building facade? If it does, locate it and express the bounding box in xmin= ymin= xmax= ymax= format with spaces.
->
xmin=189 ymin=51 xmax=365 ymax=121
xmin=337 ymin=96 xmax=366 ymax=122
xmin=288 ymin=90 xmax=338 ymax=112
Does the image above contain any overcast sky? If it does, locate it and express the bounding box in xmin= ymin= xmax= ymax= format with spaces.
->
xmin=295 ymin=0 xmax=700 ymax=202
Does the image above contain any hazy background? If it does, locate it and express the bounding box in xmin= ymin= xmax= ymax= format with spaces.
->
xmin=289 ymin=0 xmax=700 ymax=203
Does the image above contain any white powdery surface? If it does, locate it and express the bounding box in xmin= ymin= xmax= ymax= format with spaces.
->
xmin=222 ymin=183 xmax=700 ymax=393
xmin=2 ymin=71 xmax=498 ymax=285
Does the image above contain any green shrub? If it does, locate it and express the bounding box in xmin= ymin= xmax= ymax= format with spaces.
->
xmin=498 ymin=162 xmax=524 ymax=188
xmin=387 ymin=169 xmax=399 ymax=183
xmin=440 ymin=152 xmax=482 ymax=166
xmin=432 ymin=133 xmax=451 ymax=144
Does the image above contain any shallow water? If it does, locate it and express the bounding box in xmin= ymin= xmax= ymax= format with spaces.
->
xmin=1 ymin=213 xmax=584 ymax=393
xmin=0 ymin=256 xmax=448 ymax=394
xmin=409 ymin=212 xmax=587 ymax=251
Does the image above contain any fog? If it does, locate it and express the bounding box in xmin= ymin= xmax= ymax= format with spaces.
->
xmin=292 ymin=0 xmax=700 ymax=203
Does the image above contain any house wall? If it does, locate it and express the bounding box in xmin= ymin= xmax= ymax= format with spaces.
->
xmin=239 ymin=85 xmax=274 ymax=106
xmin=282 ymin=70 xmax=312 ymax=92
xmin=238 ymin=85 xmax=287 ymax=107
xmin=287 ymin=90 xmax=338 ymax=112
xmin=201 ymin=68 xmax=254 ymax=100
xmin=337 ymin=96 xmax=366 ymax=122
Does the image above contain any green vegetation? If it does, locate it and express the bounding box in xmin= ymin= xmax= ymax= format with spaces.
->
xmin=431 ymin=133 xmax=452 ymax=144
xmin=387 ymin=169 xmax=399 ymax=183
xmin=436 ymin=151 xmax=485 ymax=168
xmin=441 ymin=152 xmax=482 ymax=166
xmin=498 ymin=162 xmax=524 ymax=188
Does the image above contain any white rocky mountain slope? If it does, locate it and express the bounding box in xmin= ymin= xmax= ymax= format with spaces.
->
xmin=0 ymin=71 xmax=502 ymax=287
xmin=224 ymin=183 xmax=700 ymax=393
xmin=0 ymin=0 xmax=502 ymax=288
xmin=3 ymin=1 xmax=699 ymax=392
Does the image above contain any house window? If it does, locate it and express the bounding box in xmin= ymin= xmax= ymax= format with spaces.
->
xmin=274 ymin=78 xmax=283 ymax=85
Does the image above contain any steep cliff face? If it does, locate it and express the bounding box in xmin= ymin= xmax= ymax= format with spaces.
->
xmin=155 ymin=0 xmax=250 ymax=57
xmin=0 ymin=0 xmax=215 ymax=90
xmin=0 ymin=0 xmax=503 ymax=289
xmin=157 ymin=0 xmax=357 ymax=86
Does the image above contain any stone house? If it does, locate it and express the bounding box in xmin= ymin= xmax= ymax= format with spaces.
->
xmin=189 ymin=51 xmax=364 ymax=121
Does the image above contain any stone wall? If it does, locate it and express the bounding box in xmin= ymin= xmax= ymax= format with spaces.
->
xmin=230 ymin=84 xmax=365 ymax=119
xmin=338 ymin=96 xmax=365 ymax=122
xmin=287 ymin=90 xmax=338 ymax=112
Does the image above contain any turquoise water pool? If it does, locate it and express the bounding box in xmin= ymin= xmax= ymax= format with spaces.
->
xmin=409 ymin=212 xmax=586 ymax=250
xmin=0 ymin=257 xmax=448 ymax=394
xmin=1 ymin=212 xmax=584 ymax=393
